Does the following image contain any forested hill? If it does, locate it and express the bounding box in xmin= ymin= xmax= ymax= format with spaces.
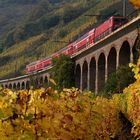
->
xmin=0 ymin=0 xmax=135 ymax=79
xmin=0 ymin=0 xmax=37 ymax=46
xmin=0 ymin=0 xmax=65 ymax=49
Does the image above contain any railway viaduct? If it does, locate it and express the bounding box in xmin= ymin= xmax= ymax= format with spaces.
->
xmin=0 ymin=70 xmax=50 ymax=90
xmin=0 ymin=13 xmax=140 ymax=94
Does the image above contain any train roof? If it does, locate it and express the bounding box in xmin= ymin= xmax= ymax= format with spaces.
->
xmin=40 ymin=56 xmax=51 ymax=61
xmin=27 ymin=56 xmax=52 ymax=67
xmin=27 ymin=60 xmax=39 ymax=67
xmin=75 ymin=32 xmax=89 ymax=43
xmin=52 ymin=44 xmax=70 ymax=55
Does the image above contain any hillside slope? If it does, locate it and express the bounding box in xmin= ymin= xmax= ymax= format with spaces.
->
xmin=0 ymin=0 xmax=135 ymax=79
xmin=0 ymin=0 xmax=38 ymax=44
xmin=0 ymin=0 xmax=71 ymax=49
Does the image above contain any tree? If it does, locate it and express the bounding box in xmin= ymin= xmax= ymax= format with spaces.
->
xmin=104 ymin=65 xmax=135 ymax=97
xmin=51 ymin=54 xmax=75 ymax=89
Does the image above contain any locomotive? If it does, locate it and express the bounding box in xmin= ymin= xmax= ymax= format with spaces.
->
xmin=26 ymin=16 xmax=128 ymax=73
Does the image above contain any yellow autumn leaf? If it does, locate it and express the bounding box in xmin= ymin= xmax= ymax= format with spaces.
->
xmin=49 ymin=78 xmax=57 ymax=86
xmin=129 ymin=0 xmax=140 ymax=8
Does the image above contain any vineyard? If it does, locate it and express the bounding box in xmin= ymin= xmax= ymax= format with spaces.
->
xmin=0 ymin=59 xmax=139 ymax=140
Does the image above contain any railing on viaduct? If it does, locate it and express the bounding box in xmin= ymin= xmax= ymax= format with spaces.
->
xmin=0 ymin=66 xmax=52 ymax=90
xmin=0 ymin=12 xmax=140 ymax=93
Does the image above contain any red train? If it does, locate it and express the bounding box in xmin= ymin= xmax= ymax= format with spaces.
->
xmin=26 ymin=16 xmax=128 ymax=73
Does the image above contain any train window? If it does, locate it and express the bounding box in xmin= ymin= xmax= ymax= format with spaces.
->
xmin=102 ymin=33 xmax=104 ymax=38
xmin=114 ymin=18 xmax=120 ymax=24
xmin=104 ymin=30 xmax=108 ymax=36
xmin=114 ymin=18 xmax=127 ymax=24
xmin=86 ymin=42 xmax=89 ymax=47
xmin=121 ymin=18 xmax=127 ymax=23
xmin=98 ymin=35 xmax=101 ymax=39
xmin=78 ymin=45 xmax=86 ymax=51
xmin=103 ymin=31 xmax=106 ymax=37
xmin=109 ymin=28 xmax=112 ymax=33
xmin=72 ymin=46 xmax=76 ymax=51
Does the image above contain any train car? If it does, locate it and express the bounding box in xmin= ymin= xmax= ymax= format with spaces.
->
xmin=65 ymin=42 xmax=76 ymax=56
xmin=112 ymin=16 xmax=128 ymax=30
xmin=95 ymin=16 xmax=127 ymax=42
xmin=52 ymin=51 xmax=60 ymax=58
xmin=26 ymin=57 xmax=52 ymax=73
xmin=95 ymin=16 xmax=113 ymax=42
xmin=61 ymin=47 xmax=69 ymax=56
xmin=41 ymin=57 xmax=52 ymax=68
xmin=26 ymin=61 xmax=38 ymax=73
xmin=35 ymin=60 xmax=43 ymax=71
xmin=74 ymin=33 xmax=89 ymax=51
xmin=72 ymin=28 xmax=95 ymax=53
xmin=53 ymin=43 xmax=73 ymax=56
xmin=34 ymin=57 xmax=52 ymax=71
xmin=87 ymin=28 xmax=95 ymax=45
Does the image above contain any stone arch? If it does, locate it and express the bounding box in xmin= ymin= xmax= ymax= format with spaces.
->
xmin=26 ymin=81 xmax=30 ymax=89
xmin=5 ymin=84 xmax=8 ymax=88
xmin=132 ymin=36 xmax=139 ymax=64
xmin=119 ymin=41 xmax=130 ymax=66
xmin=44 ymin=76 xmax=48 ymax=83
xmin=21 ymin=82 xmax=25 ymax=89
xmin=108 ymin=47 xmax=117 ymax=76
xmin=39 ymin=77 xmax=44 ymax=87
xmin=82 ymin=61 xmax=88 ymax=90
xmin=13 ymin=83 xmax=16 ymax=90
xmin=35 ymin=78 xmax=39 ymax=88
xmin=44 ymin=76 xmax=48 ymax=87
xmin=89 ymin=57 xmax=96 ymax=92
xmin=17 ymin=82 xmax=20 ymax=90
xmin=75 ymin=64 xmax=81 ymax=89
xmin=98 ymin=53 xmax=105 ymax=92
xmin=9 ymin=83 xmax=12 ymax=89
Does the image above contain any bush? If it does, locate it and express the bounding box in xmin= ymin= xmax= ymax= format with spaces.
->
xmin=51 ymin=54 xmax=75 ymax=90
xmin=104 ymin=65 xmax=135 ymax=96
xmin=0 ymin=87 xmax=124 ymax=140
